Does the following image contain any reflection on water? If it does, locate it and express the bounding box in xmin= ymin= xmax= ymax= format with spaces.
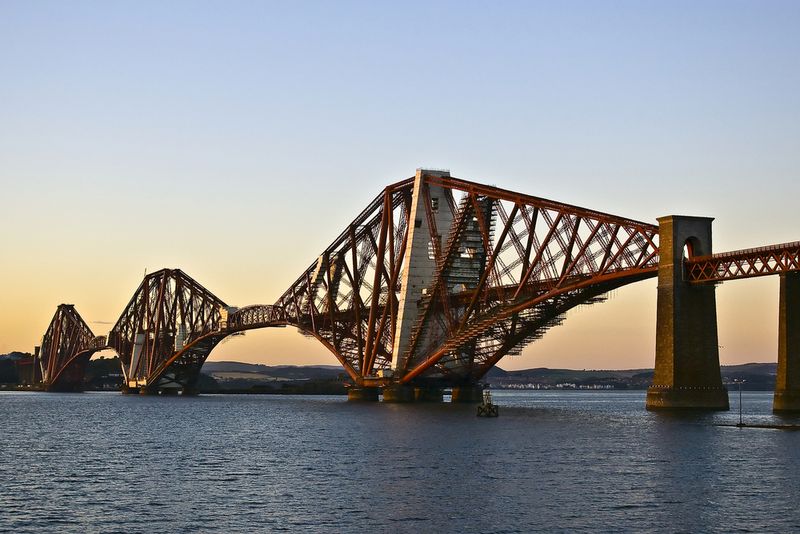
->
xmin=1 ymin=391 xmax=799 ymax=533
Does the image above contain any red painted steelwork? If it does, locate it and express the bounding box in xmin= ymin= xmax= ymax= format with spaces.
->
xmin=108 ymin=269 xmax=229 ymax=393
xmin=41 ymin=172 xmax=800 ymax=392
xmin=686 ymin=241 xmax=800 ymax=283
xmin=394 ymin=173 xmax=659 ymax=385
xmin=106 ymin=271 xmax=290 ymax=393
xmin=38 ymin=304 xmax=106 ymax=391
xmin=271 ymin=172 xmax=660 ymax=386
xmin=273 ymin=179 xmax=415 ymax=382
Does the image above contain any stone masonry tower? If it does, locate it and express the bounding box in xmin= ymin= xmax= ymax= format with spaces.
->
xmin=774 ymin=272 xmax=800 ymax=412
xmin=646 ymin=216 xmax=729 ymax=410
xmin=392 ymin=169 xmax=454 ymax=374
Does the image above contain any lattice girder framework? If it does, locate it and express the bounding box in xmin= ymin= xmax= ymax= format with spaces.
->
xmin=686 ymin=241 xmax=800 ymax=283
xmin=272 ymin=172 xmax=660 ymax=386
xmin=225 ymin=304 xmax=286 ymax=330
xmin=273 ymin=178 xmax=415 ymax=382
xmin=107 ymin=268 xmax=228 ymax=392
xmin=394 ymin=174 xmax=660 ymax=384
xmin=38 ymin=304 xmax=106 ymax=391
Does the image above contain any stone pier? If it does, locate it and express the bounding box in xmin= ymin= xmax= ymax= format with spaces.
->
xmin=382 ymin=385 xmax=416 ymax=403
xmin=347 ymin=387 xmax=379 ymax=402
xmin=774 ymin=272 xmax=800 ymax=412
xmin=414 ymin=387 xmax=444 ymax=402
xmin=451 ymin=384 xmax=483 ymax=403
xmin=646 ymin=216 xmax=729 ymax=410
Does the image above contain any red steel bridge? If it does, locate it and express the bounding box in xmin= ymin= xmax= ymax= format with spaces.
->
xmin=34 ymin=305 xmax=107 ymax=392
xmin=32 ymin=170 xmax=800 ymax=410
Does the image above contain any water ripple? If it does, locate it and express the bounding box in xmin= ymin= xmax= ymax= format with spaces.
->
xmin=1 ymin=391 xmax=800 ymax=532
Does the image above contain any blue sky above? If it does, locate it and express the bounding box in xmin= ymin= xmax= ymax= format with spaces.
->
xmin=1 ymin=1 xmax=798 ymax=368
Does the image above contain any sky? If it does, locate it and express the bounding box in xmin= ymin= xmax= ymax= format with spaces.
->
xmin=1 ymin=1 xmax=798 ymax=370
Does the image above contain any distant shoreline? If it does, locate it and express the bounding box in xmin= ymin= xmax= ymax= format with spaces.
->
xmin=1 ymin=354 xmax=780 ymax=393
xmin=0 ymin=385 xmax=780 ymax=394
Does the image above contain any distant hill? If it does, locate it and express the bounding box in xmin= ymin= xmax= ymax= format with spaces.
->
xmin=199 ymin=361 xmax=347 ymax=394
xmin=201 ymin=360 xmax=778 ymax=390
xmin=0 ymin=353 xmax=782 ymax=391
xmin=487 ymin=366 xmax=653 ymax=389
xmin=720 ymin=363 xmax=777 ymax=390
xmin=488 ymin=363 xmax=777 ymax=390
xmin=0 ymin=351 xmax=32 ymax=361
xmin=202 ymin=361 xmax=345 ymax=383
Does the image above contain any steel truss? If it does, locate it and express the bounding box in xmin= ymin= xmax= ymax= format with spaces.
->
xmin=274 ymin=178 xmax=415 ymax=382
xmin=273 ymin=173 xmax=660 ymax=386
xmin=686 ymin=241 xmax=800 ymax=283
xmin=53 ymin=174 xmax=663 ymax=391
xmin=105 ymin=271 xmax=287 ymax=393
xmin=38 ymin=304 xmax=106 ymax=391
xmin=37 ymin=173 xmax=800 ymax=393
xmin=108 ymin=269 xmax=229 ymax=393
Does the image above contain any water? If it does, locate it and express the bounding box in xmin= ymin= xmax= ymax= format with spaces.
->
xmin=1 ymin=390 xmax=799 ymax=533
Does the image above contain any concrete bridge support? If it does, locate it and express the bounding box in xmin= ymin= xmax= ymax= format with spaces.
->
xmin=646 ymin=216 xmax=729 ymax=410
xmin=774 ymin=272 xmax=800 ymax=412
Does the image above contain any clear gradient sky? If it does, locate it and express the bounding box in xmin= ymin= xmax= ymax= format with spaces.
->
xmin=1 ymin=1 xmax=798 ymax=370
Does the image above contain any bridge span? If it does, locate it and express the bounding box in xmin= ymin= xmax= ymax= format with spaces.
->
xmin=32 ymin=169 xmax=800 ymax=411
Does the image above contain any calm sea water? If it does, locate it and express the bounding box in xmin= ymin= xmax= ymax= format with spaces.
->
xmin=1 ymin=390 xmax=799 ymax=533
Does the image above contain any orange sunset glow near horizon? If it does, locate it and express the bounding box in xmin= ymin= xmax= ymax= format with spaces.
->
xmin=2 ymin=2 xmax=798 ymax=371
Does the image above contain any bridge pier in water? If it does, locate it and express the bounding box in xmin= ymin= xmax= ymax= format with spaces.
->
xmin=380 ymin=384 xmax=477 ymax=402
xmin=646 ymin=216 xmax=729 ymax=411
xmin=414 ymin=386 xmax=444 ymax=402
xmin=346 ymin=387 xmax=380 ymax=401
xmin=451 ymin=384 xmax=484 ymax=403
xmin=346 ymin=384 xmax=462 ymax=403
xmin=774 ymin=272 xmax=800 ymax=412
xmin=382 ymin=385 xmax=416 ymax=402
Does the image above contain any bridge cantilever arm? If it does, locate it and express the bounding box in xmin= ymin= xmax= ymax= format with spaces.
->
xmin=423 ymin=173 xmax=659 ymax=233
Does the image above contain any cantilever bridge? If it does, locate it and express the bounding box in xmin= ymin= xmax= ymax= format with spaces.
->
xmin=32 ymin=169 xmax=800 ymax=411
xmin=34 ymin=305 xmax=107 ymax=392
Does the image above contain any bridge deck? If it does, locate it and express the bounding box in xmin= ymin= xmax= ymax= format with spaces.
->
xmin=686 ymin=241 xmax=800 ymax=282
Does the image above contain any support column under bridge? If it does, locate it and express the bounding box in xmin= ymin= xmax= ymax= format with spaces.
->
xmin=774 ymin=272 xmax=800 ymax=412
xmin=646 ymin=216 xmax=729 ymax=410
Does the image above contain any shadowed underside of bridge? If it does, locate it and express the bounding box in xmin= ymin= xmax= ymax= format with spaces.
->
xmin=36 ymin=304 xmax=106 ymax=392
